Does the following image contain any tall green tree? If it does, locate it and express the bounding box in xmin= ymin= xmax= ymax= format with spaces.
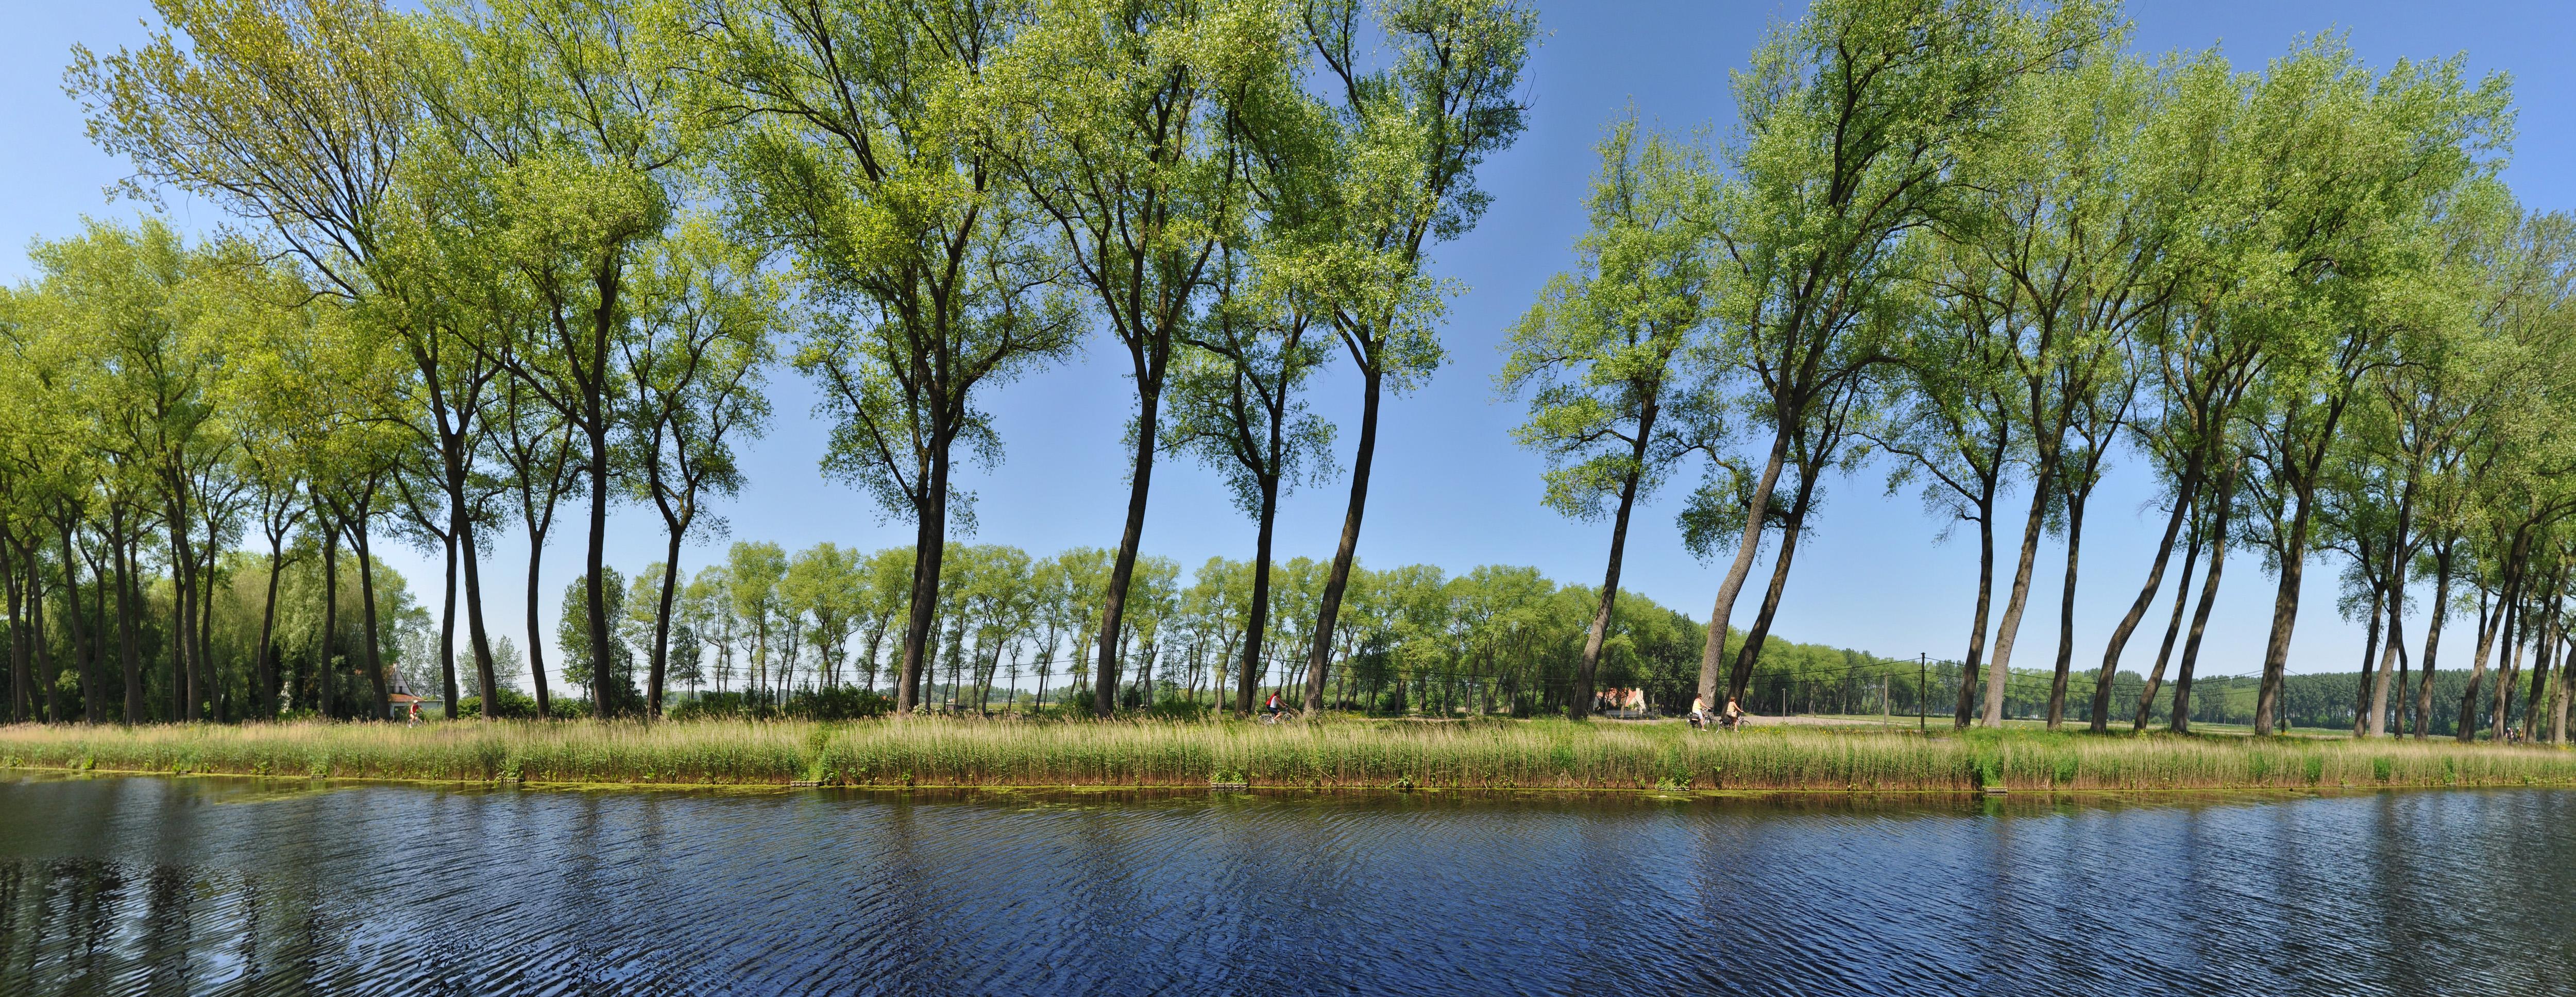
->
xmin=1691 ymin=0 xmax=2110 ymax=711
xmin=988 ymin=0 xmax=1285 ymax=715
xmin=1292 ymin=0 xmax=1534 ymax=714
xmin=1501 ymin=116 xmax=1719 ymax=718
xmin=694 ymin=0 xmax=1078 ymax=715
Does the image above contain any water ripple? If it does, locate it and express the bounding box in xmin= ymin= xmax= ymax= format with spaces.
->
xmin=1 ymin=778 xmax=2571 ymax=995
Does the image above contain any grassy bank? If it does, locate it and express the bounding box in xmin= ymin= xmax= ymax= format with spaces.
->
xmin=3 ymin=718 xmax=2572 ymax=793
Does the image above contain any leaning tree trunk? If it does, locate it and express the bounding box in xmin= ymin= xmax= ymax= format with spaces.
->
xmin=2458 ymin=582 xmax=2510 ymax=742
xmin=2522 ymin=567 xmax=2565 ymax=742
xmin=1307 ymin=366 xmax=1382 ymax=714
xmin=1699 ymin=423 xmax=1789 ymax=711
xmin=2167 ymin=469 xmax=2238 ymax=734
xmin=1094 ymin=336 xmax=1170 ymax=718
xmin=2414 ymin=548 xmax=2452 ymax=741
xmin=2350 ymin=583 xmax=2386 ymax=736
xmin=1954 ymin=500 xmax=1998 ymax=729
xmin=2252 ymin=485 xmax=2320 ymax=736
xmin=647 ymin=509 xmax=689 ymax=718
xmin=2367 ymin=599 xmax=2409 ymax=738
xmin=1574 ymin=401 xmax=1658 ymax=721
xmin=1725 ymin=475 xmax=1820 ymax=703
xmin=2135 ymin=528 xmax=2205 ymax=731
xmin=1238 ymin=477 xmax=1278 ymax=716
xmin=895 ymin=436 xmax=953 ymax=714
xmin=2045 ymin=482 xmax=2093 ymax=730
xmin=1981 ymin=458 xmax=2058 ymax=727
xmin=2092 ymin=462 xmax=2201 ymax=731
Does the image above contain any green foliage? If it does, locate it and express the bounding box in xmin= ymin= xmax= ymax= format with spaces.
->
xmin=456 ymin=689 xmax=539 ymax=720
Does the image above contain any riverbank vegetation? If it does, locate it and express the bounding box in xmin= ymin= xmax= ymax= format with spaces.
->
xmin=0 ymin=0 xmax=2570 ymax=751
xmin=6 ymin=718 xmax=2574 ymax=794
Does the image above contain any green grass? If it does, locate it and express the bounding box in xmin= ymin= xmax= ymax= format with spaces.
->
xmin=2 ymin=717 xmax=2570 ymax=793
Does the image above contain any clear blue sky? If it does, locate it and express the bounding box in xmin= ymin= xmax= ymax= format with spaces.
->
xmin=6 ymin=2 xmax=2571 ymax=692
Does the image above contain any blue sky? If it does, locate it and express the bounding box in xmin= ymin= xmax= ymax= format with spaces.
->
xmin=6 ymin=2 xmax=2572 ymax=692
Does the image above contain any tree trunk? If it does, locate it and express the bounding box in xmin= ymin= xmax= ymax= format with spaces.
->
xmin=1238 ymin=477 xmax=1278 ymax=716
xmin=56 ymin=520 xmax=94 ymax=724
xmin=440 ymin=530 xmax=461 ymax=719
xmin=114 ymin=526 xmax=144 ymax=724
xmin=524 ymin=528 xmax=554 ymax=719
xmin=2496 ymin=604 xmax=2528 ymax=741
xmin=648 ymin=520 xmax=686 ymax=718
xmin=1699 ymin=424 xmax=1789 ymax=710
xmin=1953 ymin=502 xmax=1998 ymax=729
xmin=1574 ymin=401 xmax=1657 ymax=722
xmin=895 ymin=441 xmax=951 ymax=714
xmin=2046 ymin=483 xmax=2091 ymax=730
xmin=2523 ymin=566 xmax=2564 ymax=742
xmin=2134 ymin=526 xmax=2204 ymax=731
xmin=2349 ymin=580 xmax=2383 ymax=735
xmin=255 ymin=532 xmax=285 ymax=720
xmin=2458 ymin=537 xmax=2523 ymax=741
xmin=4 ymin=534 xmax=26 ymax=723
xmin=1307 ymin=366 xmax=1382 ymax=714
xmin=2366 ymin=595 xmax=2407 ymax=738
xmin=1725 ymin=474 xmax=1819 ymax=703
xmin=29 ymin=543 xmax=54 ymax=723
xmin=351 ymin=517 xmax=390 ymax=719
xmin=2251 ymin=486 xmax=2319 ymax=735
xmin=1094 ymin=377 xmax=1163 ymax=718
xmin=2414 ymin=547 xmax=2451 ymax=741
xmin=318 ymin=518 xmax=340 ymax=720
xmin=2458 ymin=584 xmax=2507 ymax=741
xmin=2093 ymin=462 xmax=2201 ymax=731
xmin=1982 ymin=459 xmax=2058 ymax=727
xmin=2168 ymin=467 xmax=2238 ymax=734
xmin=582 ymin=420 xmax=614 ymax=718
xmin=198 ymin=547 xmax=218 ymax=721
xmin=450 ymin=475 xmax=499 ymax=723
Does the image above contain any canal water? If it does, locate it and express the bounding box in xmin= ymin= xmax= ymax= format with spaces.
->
xmin=0 ymin=774 xmax=2568 ymax=995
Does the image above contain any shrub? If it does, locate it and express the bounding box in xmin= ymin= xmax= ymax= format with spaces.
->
xmin=456 ymin=689 xmax=539 ymax=719
xmin=788 ymin=687 xmax=894 ymax=721
xmin=549 ymin=698 xmax=596 ymax=720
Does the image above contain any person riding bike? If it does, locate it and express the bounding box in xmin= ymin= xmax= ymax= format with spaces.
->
xmin=1688 ymin=694 xmax=1711 ymax=730
xmin=1263 ymin=691 xmax=1284 ymax=719
xmin=1720 ymin=696 xmax=1744 ymax=732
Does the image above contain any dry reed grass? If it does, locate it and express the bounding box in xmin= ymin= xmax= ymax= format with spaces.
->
xmin=1 ymin=717 xmax=2567 ymax=793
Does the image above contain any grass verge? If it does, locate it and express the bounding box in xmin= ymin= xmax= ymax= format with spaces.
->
xmin=1 ymin=717 xmax=2569 ymax=793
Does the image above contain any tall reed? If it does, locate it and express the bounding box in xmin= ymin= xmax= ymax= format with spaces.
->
xmin=3 ymin=719 xmax=2570 ymax=792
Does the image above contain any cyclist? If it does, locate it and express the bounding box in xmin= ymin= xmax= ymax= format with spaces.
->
xmin=1688 ymin=694 xmax=1711 ymax=730
xmin=1263 ymin=691 xmax=1284 ymax=720
xmin=1721 ymin=696 xmax=1744 ymax=732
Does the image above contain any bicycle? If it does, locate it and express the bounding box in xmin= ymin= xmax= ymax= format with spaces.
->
xmin=1260 ymin=707 xmax=1301 ymax=726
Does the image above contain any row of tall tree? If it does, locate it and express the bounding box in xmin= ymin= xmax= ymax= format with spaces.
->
xmin=1505 ymin=0 xmax=2575 ymax=740
xmin=3 ymin=0 xmax=1535 ymax=723
xmin=555 ymin=540 xmax=1886 ymax=721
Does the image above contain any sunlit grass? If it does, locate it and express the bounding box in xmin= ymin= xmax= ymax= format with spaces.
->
xmin=1 ymin=716 xmax=2568 ymax=792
